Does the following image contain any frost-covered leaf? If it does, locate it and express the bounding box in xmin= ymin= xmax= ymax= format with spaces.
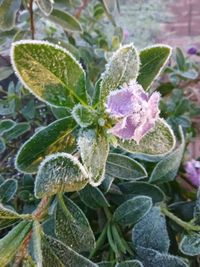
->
xmin=118 ymin=119 xmax=176 ymax=157
xmin=3 ymin=122 xmax=30 ymax=141
xmin=35 ymin=153 xmax=89 ymax=198
xmin=0 ymin=119 xmax=15 ymax=135
xmin=36 ymin=0 xmax=53 ymax=16
xmin=0 ymin=66 xmax=13 ymax=80
xmin=119 ymin=182 xmax=165 ymax=204
xmin=72 ymin=104 xmax=96 ymax=128
xmin=116 ymin=260 xmax=144 ymax=267
xmin=132 ymin=207 xmax=170 ymax=253
xmin=0 ymin=220 xmax=32 ymax=267
xmin=136 ymin=247 xmax=188 ymax=267
xmin=137 ymin=45 xmax=172 ymax=90
xmin=0 ymin=0 xmax=21 ymax=31
xmin=16 ymin=117 xmax=76 ymax=173
xmin=11 ymin=40 xmax=87 ymax=108
xmin=100 ymin=44 xmax=140 ymax=102
xmin=0 ymin=178 xmax=18 ymax=202
xmin=106 ymin=153 xmax=147 ymax=180
xmin=100 ymin=174 xmax=114 ymax=193
xmin=194 ymin=188 xmax=200 ymax=224
xmin=55 ymin=195 xmax=95 ymax=252
xmin=0 ymin=204 xmax=24 ymax=229
xmin=79 ymin=185 xmax=110 ymax=209
xmin=179 ymin=233 xmax=200 ymax=256
xmin=41 ymin=234 xmax=97 ymax=267
xmin=149 ymin=127 xmax=185 ymax=183
xmin=78 ymin=129 xmax=109 ymax=186
xmin=113 ymin=196 xmax=152 ymax=225
xmin=49 ymin=9 xmax=83 ymax=33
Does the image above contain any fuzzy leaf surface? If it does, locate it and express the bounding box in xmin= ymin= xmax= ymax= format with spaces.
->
xmin=11 ymin=40 xmax=87 ymax=107
xmin=35 ymin=153 xmax=88 ymax=198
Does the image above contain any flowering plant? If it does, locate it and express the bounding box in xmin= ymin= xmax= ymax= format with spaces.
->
xmin=1 ymin=40 xmax=200 ymax=267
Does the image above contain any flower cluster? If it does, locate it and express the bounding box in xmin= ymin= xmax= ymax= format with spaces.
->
xmin=106 ymin=81 xmax=160 ymax=144
xmin=185 ymin=159 xmax=200 ymax=187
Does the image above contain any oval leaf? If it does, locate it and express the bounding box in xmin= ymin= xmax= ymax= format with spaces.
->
xmin=3 ymin=122 xmax=30 ymax=141
xmin=0 ymin=204 xmax=23 ymax=230
xmin=118 ymin=119 xmax=176 ymax=157
xmin=41 ymin=234 xmax=98 ymax=267
xmin=132 ymin=207 xmax=170 ymax=253
xmin=0 ymin=0 xmax=21 ymax=31
xmin=149 ymin=127 xmax=185 ymax=183
xmin=0 ymin=119 xmax=15 ymax=135
xmin=119 ymin=181 xmax=165 ymax=204
xmin=56 ymin=195 xmax=95 ymax=252
xmin=100 ymin=43 xmax=140 ymax=102
xmin=16 ymin=117 xmax=76 ymax=173
xmin=113 ymin=196 xmax=152 ymax=225
xmin=79 ymin=185 xmax=110 ymax=210
xmin=11 ymin=40 xmax=87 ymax=108
xmin=78 ymin=129 xmax=109 ymax=186
xmin=137 ymin=45 xmax=172 ymax=90
xmin=36 ymin=0 xmax=53 ymax=16
xmin=106 ymin=153 xmax=147 ymax=180
xmin=35 ymin=153 xmax=89 ymax=198
xmin=49 ymin=9 xmax=83 ymax=32
xmin=0 ymin=179 xmax=18 ymax=203
xmin=180 ymin=233 xmax=200 ymax=256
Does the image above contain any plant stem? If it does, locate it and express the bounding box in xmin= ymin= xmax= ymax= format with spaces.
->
xmin=29 ymin=0 xmax=35 ymax=39
xmin=89 ymin=223 xmax=108 ymax=259
xmin=104 ymin=207 xmax=112 ymax=220
xmin=33 ymin=196 xmax=51 ymax=220
xmin=161 ymin=207 xmax=200 ymax=232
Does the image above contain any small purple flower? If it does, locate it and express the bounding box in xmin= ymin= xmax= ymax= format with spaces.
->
xmin=187 ymin=47 xmax=198 ymax=55
xmin=185 ymin=159 xmax=200 ymax=187
xmin=105 ymin=81 xmax=160 ymax=144
xmin=123 ymin=30 xmax=130 ymax=39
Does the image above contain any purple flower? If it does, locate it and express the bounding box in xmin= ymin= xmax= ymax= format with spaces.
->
xmin=105 ymin=81 xmax=160 ymax=144
xmin=185 ymin=159 xmax=200 ymax=187
xmin=123 ymin=30 xmax=130 ymax=39
xmin=187 ymin=47 xmax=198 ymax=55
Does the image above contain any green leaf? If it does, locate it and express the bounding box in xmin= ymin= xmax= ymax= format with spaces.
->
xmin=16 ymin=117 xmax=76 ymax=173
xmin=79 ymin=184 xmax=110 ymax=209
xmin=36 ymin=0 xmax=53 ymax=16
xmin=137 ymin=45 xmax=172 ymax=90
xmin=41 ymin=234 xmax=98 ymax=267
xmin=175 ymin=48 xmax=185 ymax=71
xmin=3 ymin=122 xmax=30 ymax=141
xmin=0 ymin=137 xmax=5 ymax=154
xmin=118 ymin=119 xmax=176 ymax=157
xmin=49 ymin=9 xmax=83 ymax=32
xmin=56 ymin=194 xmax=95 ymax=252
xmin=0 ymin=204 xmax=23 ymax=229
xmin=11 ymin=40 xmax=87 ymax=108
xmin=106 ymin=153 xmax=147 ymax=180
xmin=0 ymin=0 xmax=21 ymax=31
xmin=132 ymin=207 xmax=170 ymax=253
xmin=179 ymin=233 xmax=200 ymax=256
xmin=0 ymin=119 xmax=15 ymax=135
xmin=0 ymin=99 xmax=15 ymax=115
xmin=72 ymin=104 xmax=96 ymax=128
xmin=113 ymin=196 xmax=152 ymax=225
xmin=78 ymin=129 xmax=109 ymax=186
xmin=100 ymin=43 xmax=140 ymax=102
xmin=35 ymin=153 xmax=89 ymax=198
xmin=0 ymin=220 xmax=32 ymax=267
xmin=136 ymin=247 xmax=188 ymax=267
xmin=116 ymin=260 xmax=144 ymax=267
xmin=0 ymin=66 xmax=13 ymax=80
xmin=149 ymin=127 xmax=185 ymax=183
xmin=0 ymin=179 xmax=18 ymax=202
xmin=119 ymin=181 xmax=165 ymax=204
